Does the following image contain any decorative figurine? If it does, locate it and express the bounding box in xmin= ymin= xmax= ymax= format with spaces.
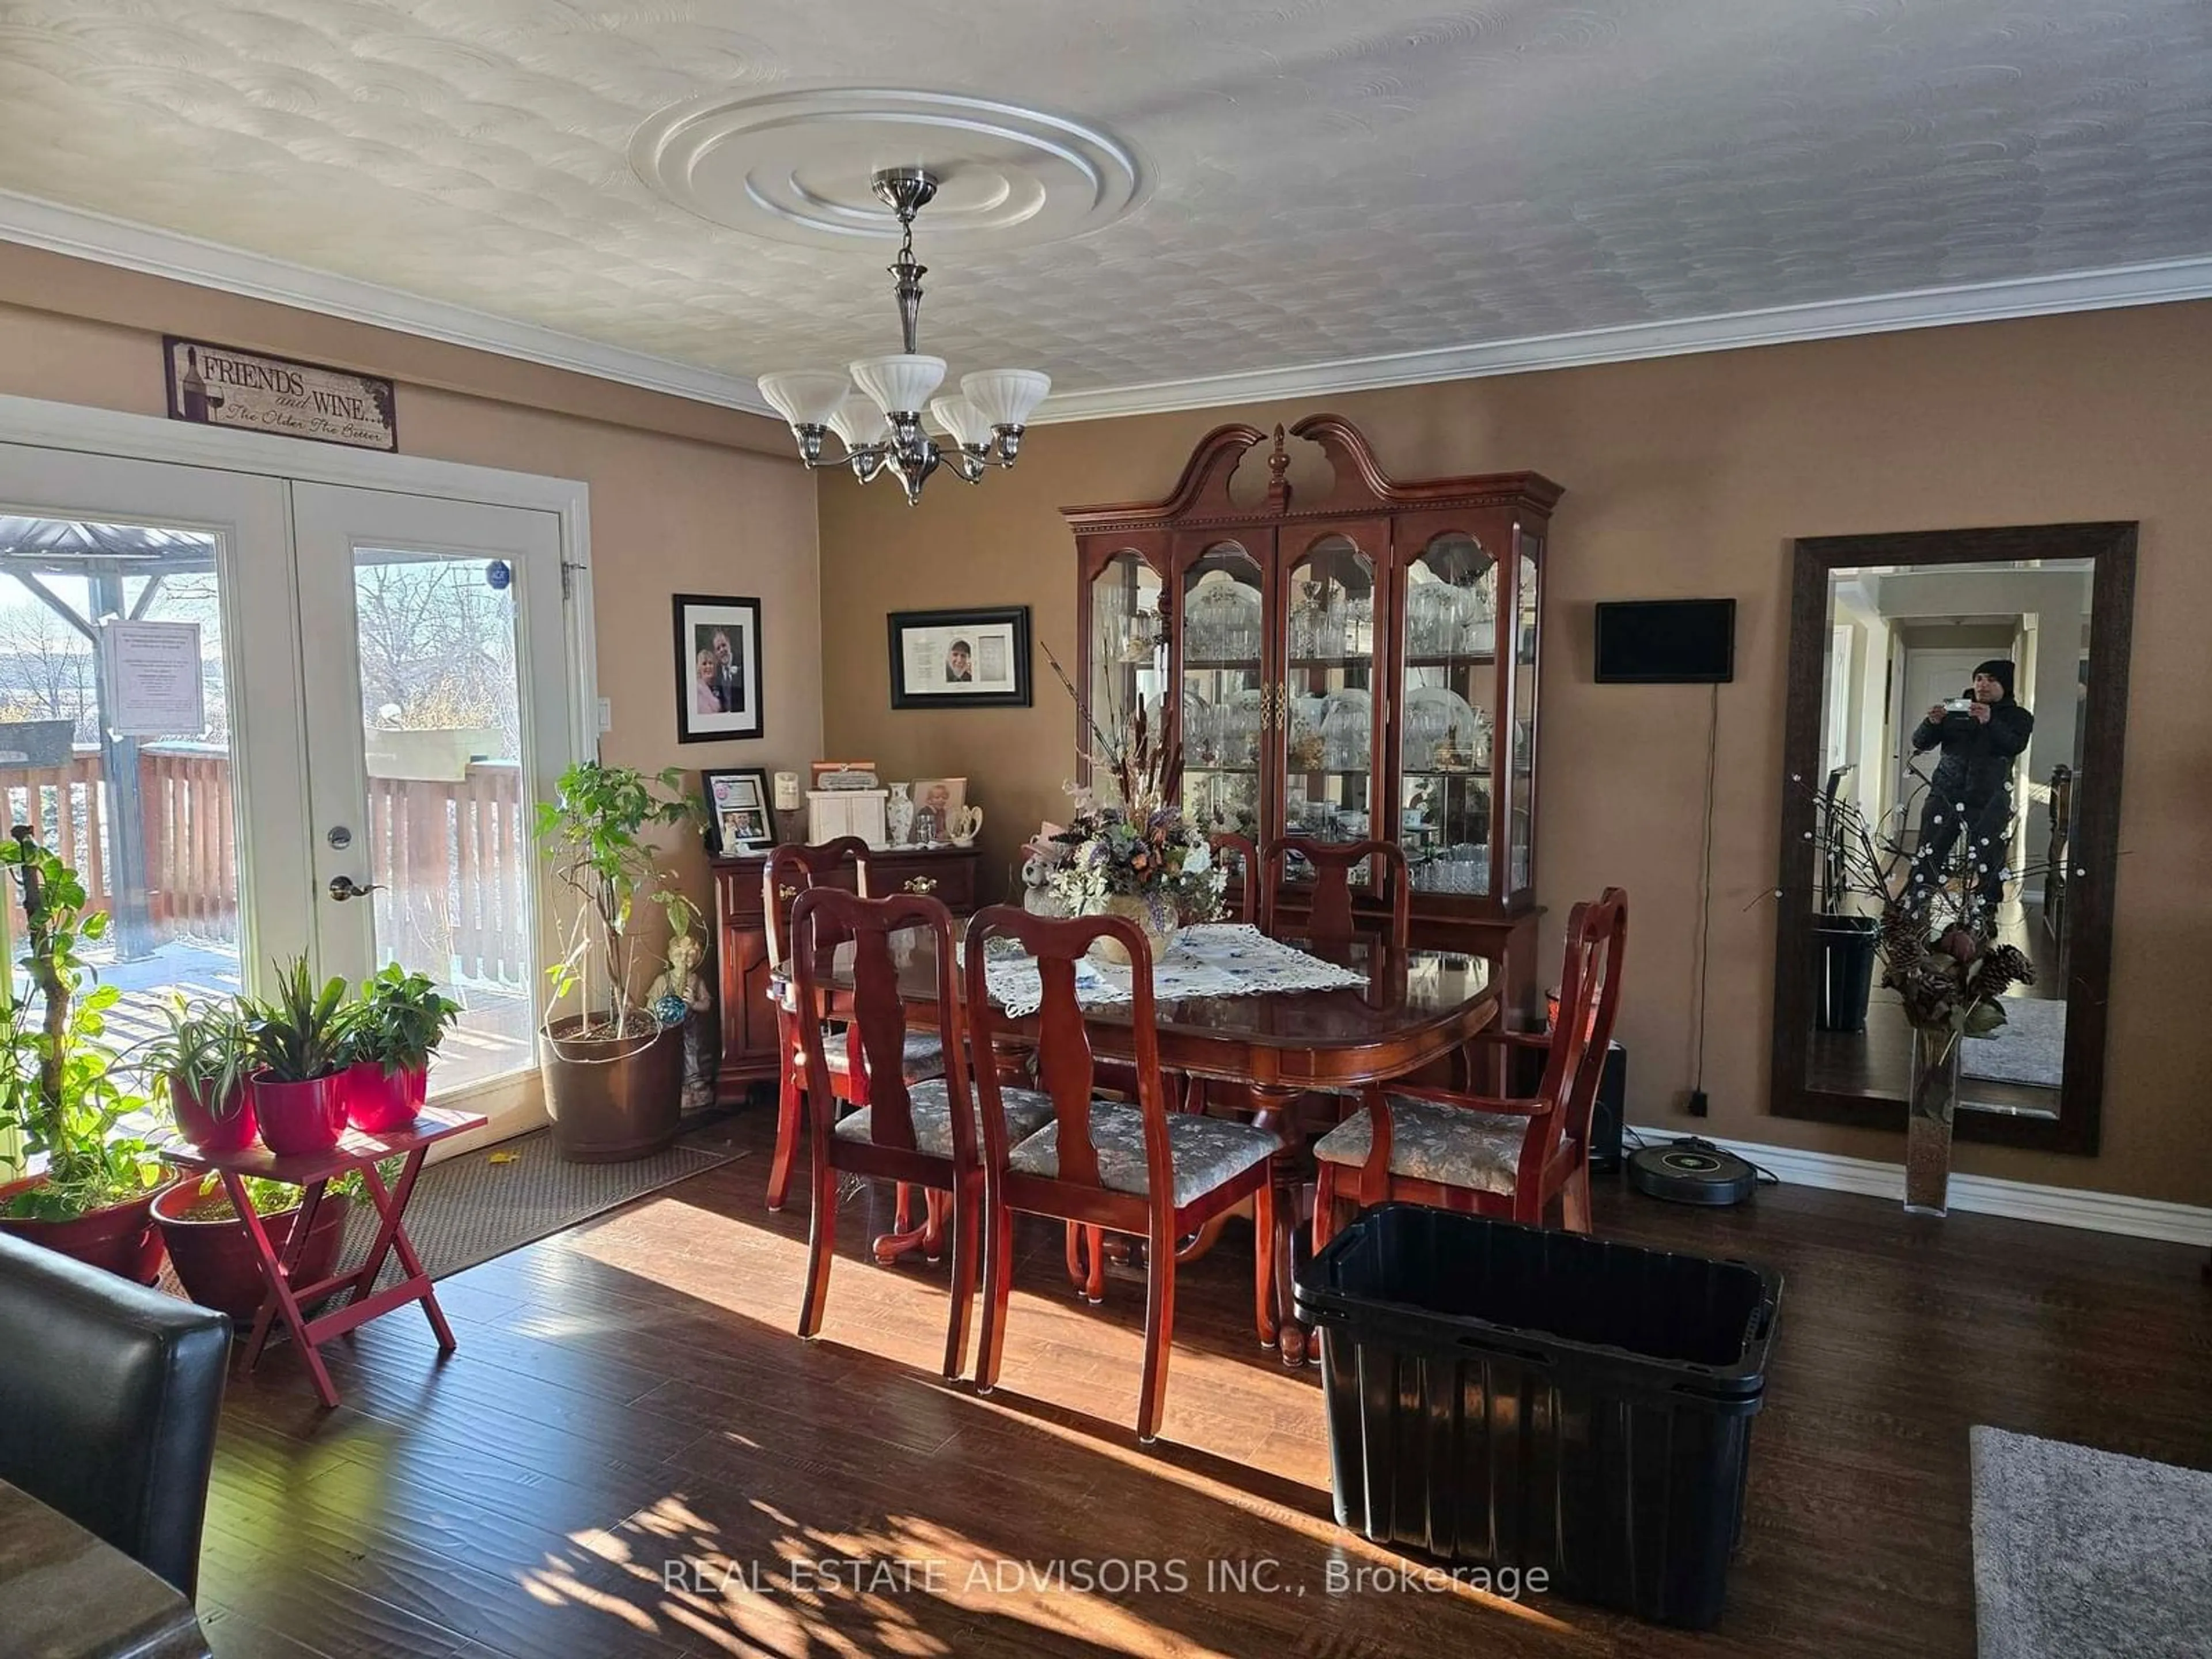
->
xmin=646 ymin=933 xmax=718 ymax=1112
xmin=948 ymin=803 xmax=984 ymax=847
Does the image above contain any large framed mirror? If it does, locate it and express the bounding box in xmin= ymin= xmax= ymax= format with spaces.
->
xmin=1771 ymin=522 xmax=2136 ymax=1154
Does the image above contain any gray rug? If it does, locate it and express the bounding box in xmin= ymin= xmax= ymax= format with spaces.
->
xmin=1963 ymin=997 xmax=2066 ymax=1089
xmin=1971 ymin=1426 xmax=2212 ymax=1658
xmin=334 ymin=1124 xmax=742 ymax=1291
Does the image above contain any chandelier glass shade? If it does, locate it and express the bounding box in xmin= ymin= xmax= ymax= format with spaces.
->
xmin=756 ymin=169 xmax=1050 ymax=504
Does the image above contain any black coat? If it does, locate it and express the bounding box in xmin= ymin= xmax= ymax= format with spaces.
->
xmin=1911 ymin=699 xmax=2033 ymax=806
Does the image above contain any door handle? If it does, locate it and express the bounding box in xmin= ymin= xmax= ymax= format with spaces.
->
xmin=328 ymin=874 xmax=382 ymax=902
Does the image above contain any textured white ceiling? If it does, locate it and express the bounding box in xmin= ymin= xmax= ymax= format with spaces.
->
xmin=0 ymin=1 xmax=2208 ymax=406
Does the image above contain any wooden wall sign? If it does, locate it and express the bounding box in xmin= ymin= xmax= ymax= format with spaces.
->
xmin=163 ymin=336 xmax=397 ymax=451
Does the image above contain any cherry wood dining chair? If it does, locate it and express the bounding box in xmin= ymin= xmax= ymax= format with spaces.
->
xmin=964 ymin=906 xmax=1282 ymax=1444
xmin=1259 ymin=836 xmax=1411 ymax=948
xmin=764 ymin=838 xmax=946 ymax=1213
xmin=1209 ymin=830 xmax=1259 ymax=923
xmin=1313 ymin=887 xmax=1627 ymax=1244
xmin=790 ymin=889 xmax=1055 ymax=1380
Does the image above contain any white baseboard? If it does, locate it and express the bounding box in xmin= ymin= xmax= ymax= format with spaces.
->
xmin=1627 ymin=1125 xmax=2212 ymax=1248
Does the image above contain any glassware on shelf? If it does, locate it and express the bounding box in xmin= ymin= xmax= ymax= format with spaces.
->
xmin=1411 ymin=844 xmax=1491 ymax=894
xmin=1321 ymin=691 xmax=1370 ymax=770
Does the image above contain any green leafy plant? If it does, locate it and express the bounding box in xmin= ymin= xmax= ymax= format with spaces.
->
xmin=141 ymin=995 xmax=252 ymax=1119
xmin=0 ymin=832 xmax=164 ymax=1221
xmin=532 ymin=762 xmax=704 ymax=1041
xmin=246 ymin=956 xmax=355 ymax=1082
xmin=165 ymin=1171 xmax=302 ymax=1222
xmin=346 ymin=964 xmax=461 ymax=1075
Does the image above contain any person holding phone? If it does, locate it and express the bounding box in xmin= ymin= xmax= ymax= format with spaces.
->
xmin=1905 ymin=658 xmax=2034 ymax=923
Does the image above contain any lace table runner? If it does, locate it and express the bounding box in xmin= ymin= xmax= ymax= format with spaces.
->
xmin=978 ymin=922 xmax=1368 ymax=1018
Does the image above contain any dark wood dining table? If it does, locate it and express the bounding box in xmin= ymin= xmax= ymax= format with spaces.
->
xmin=783 ymin=930 xmax=1500 ymax=1362
xmin=0 ymin=1478 xmax=211 ymax=1658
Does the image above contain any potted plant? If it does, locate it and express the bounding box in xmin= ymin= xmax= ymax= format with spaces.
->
xmin=144 ymin=994 xmax=257 ymax=1154
xmin=0 ymin=831 xmax=171 ymax=1282
xmin=245 ymin=957 xmax=355 ymax=1157
xmin=343 ymin=964 xmax=461 ymax=1132
xmin=152 ymin=1171 xmax=349 ymax=1324
xmin=533 ymin=762 xmax=702 ymax=1162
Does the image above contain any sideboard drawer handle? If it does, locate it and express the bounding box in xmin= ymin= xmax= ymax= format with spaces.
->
xmin=904 ymin=876 xmax=938 ymax=895
xmin=778 ymin=883 xmax=801 ymax=901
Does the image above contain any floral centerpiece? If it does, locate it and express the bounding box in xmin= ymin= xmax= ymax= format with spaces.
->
xmin=1034 ymin=649 xmax=1226 ymax=963
xmin=1817 ymin=785 xmax=2036 ymax=1214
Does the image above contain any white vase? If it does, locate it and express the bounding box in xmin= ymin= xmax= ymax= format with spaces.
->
xmin=885 ymin=782 xmax=915 ymax=846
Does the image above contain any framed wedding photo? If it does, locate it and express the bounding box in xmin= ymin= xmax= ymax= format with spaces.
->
xmin=673 ymin=594 xmax=764 ymax=743
xmin=887 ymin=605 xmax=1031 ymax=710
xmin=701 ymin=767 xmax=777 ymax=855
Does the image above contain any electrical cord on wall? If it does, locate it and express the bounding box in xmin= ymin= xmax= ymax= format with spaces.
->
xmin=1688 ymin=680 xmax=1719 ymax=1113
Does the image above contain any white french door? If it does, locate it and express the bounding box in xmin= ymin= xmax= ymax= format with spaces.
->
xmin=291 ymin=483 xmax=571 ymax=1124
xmin=0 ymin=444 xmax=578 ymax=1141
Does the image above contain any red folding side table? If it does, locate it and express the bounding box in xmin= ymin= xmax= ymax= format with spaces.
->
xmin=157 ymin=1107 xmax=486 ymax=1408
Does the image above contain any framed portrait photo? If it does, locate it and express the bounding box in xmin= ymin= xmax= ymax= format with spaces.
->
xmin=674 ymin=594 xmax=764 ymax=743
xmin=887 ymin=605 xmax=1031 ymax=710
xmin=702 ymin=766 xmax=777 ymax=855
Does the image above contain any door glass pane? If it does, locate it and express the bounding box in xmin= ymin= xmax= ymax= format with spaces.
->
xmin=1282 ymin=534 xmax=1376 ymax=879
xmin=1180 ymin=544 xmax=1263 ymax=836
xmin=0 ymin=516 xmax=244 ymax=1051
xmin=353 ymin=547 xmax=532 ymax=1093
xmin=1401 ymin=532 xmax=1497 ymax=896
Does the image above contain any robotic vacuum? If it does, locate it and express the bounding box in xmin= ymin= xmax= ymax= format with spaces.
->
xmin=1627 ymin=1137 xmax=1761 ymax=1207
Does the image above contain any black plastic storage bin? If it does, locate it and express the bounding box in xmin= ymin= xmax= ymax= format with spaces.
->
xmin=1294 ymin=1205 xmax=1782 ymax=1629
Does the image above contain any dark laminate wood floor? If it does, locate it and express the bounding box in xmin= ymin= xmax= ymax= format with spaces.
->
xmin=196 ymin=1108 xmax=2212 ymax=1658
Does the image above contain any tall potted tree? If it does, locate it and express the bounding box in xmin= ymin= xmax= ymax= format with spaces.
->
xmin=0 ymin=831 xmax=171 ymax=1282
xmin=533 ymin=762 xmax=703 ymax=1162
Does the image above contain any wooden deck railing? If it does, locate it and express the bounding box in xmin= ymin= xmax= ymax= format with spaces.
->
xmin=2 ymin=747 xmax=531 ymax=982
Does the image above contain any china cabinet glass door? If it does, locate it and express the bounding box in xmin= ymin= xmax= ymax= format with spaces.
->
xmin=1086 ymin=547 xmax=1166 ymax=800
xmin=1277 ymin=527 xmax=1384 ymax=882
xmin=1399 ymin=528 xmax=1501 ymax=899
xmin=1506 ymin=533 xmax=1543 ymax=900
xmin=1176 ymin=538 xmax=1268 ymax=838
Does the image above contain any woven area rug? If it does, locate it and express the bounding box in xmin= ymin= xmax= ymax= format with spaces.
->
xmin=1971 ymin=1426 xmax=2212 ymax=1658
xmin=334 ymin=1124 xmax=742 ymax=1291
xmin=1963 ymin=996 xmax=2066 ymax=1089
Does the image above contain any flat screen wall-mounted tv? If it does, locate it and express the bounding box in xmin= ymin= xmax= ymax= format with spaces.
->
xmin=1593 ymin=598 xmax=1737 ymax=684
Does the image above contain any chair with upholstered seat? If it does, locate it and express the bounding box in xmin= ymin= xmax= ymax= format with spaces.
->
xmin=1259 ymin=836 xmax=1410 ymax=947
xmin=965 ymin=906 xmax=1281 ymax=1443
xmin=791 ymin=888 xmax=1054 ymax=1379
xmin=1313 ymin=887 xmax=1626 ymax=1242
xmin=764 ymin=837 xmax=947 ymax=1212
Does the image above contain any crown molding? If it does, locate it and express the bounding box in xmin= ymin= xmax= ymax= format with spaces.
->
xmin=0 ymin=187 xmax=777 ymax=418
xmin=6 ymin=186 xmax=2210 ymax=431
xmin=1628 ymin=1125 xmax=2212 ymax=1248
xmin=1029 ymin=253 xmax=2212 ymax=424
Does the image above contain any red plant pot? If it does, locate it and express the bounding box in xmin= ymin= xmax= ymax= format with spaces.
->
xmin=154 ymin=1179 xmax=350 ymax=1324
xmin=249 ymin=1071 xmax=346 ymax=1156
xmin=170 ymin=1073 xmax=259 ymax=1155
xmin=0 ymin=1183 xmax=172 ymax=1284
xmin=344 ymin=1061 xmax=426 ymax=1133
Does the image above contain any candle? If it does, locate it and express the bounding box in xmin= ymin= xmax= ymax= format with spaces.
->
xmin=772 ymin=770 xmax=802 ymax=812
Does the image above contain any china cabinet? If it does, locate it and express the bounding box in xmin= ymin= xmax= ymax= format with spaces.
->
xmin=1064 ymin=416 xmax=1561 ymax=1009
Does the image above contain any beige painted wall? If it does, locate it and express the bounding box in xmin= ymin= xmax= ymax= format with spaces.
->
xmin=820 ymin=301 xmax=2212 ymax=1205
xmin=0 ymin=245 xmax=819 ymax=925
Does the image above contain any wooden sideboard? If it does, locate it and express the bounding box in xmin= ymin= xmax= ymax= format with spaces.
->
xmin=710 ymin=844 xmax=983 ymax=1101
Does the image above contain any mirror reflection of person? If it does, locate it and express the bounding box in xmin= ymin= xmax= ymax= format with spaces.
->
xmin=945 ymin=639 xmax=974 ymax=683
xmin=1906 ymin=658 xmax=2033 ymax=925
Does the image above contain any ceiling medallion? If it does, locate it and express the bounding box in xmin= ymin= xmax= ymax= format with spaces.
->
xmin=754 ymin=168 xmax=1049 ymax=505
xmin=629 ymin=87 xmax=1145 ymax=251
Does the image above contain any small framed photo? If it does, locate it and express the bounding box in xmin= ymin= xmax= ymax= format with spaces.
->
xmin=675 ymin=594 xmax=764 ymax=743
xmin=887 ymin=606 xmax=1031 ymax=710
xmin=702 ymin=767 xmax=777 ymax=855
